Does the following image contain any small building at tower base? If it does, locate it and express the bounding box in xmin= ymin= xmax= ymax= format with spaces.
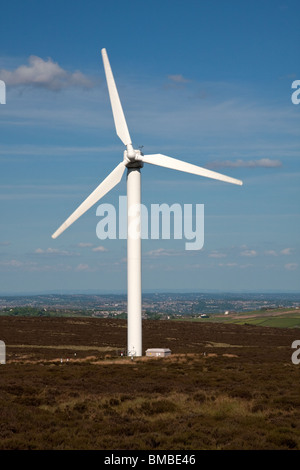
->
xmin=145 ymin=348 xmax=171 ymax=357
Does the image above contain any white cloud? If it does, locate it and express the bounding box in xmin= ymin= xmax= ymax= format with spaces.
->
xmin=285 ymin=263 xmax=298 ymax=271
xmin=145 ymin=248 xmax=181 ymax=257
xmin=0 ymin=55 xmax=94 ymax=90
xmin=0 ymin=259 xmax=23 ymax=267
xmin=280 ymin=247 xmax=292 ymax=255
xmin=75 ymin=264 xmax=90 ymax=271
xmin=208 ymin=158 xmax=282 ymax=169
xmin=208 ymin=251 xmax=227 ymax=258
xmin=264 ymin=248 xmax=293 ymax=256
xmin=92 ymin=246 xmax=108 ymax=252
xmin=218 ymin=262 xmax=238 ymax=267
xmin=0 ymin=259 xmax=73 ymax=272
xmin=34 ymin=247 xmax=79 ymax=256
xmin=264 ymin=250 xmax=278 ymax=256
xmin=240 ymin=249 xmax=257 ymax=257
xmin=167 ymin=74 xmax=190 ymax=84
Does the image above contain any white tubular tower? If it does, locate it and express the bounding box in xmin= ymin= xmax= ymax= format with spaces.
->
xmin=127 ymin=167 xmax=142 ymax=356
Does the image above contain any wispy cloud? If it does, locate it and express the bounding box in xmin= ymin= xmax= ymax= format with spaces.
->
xmin=0 ymin=259 xmax=73 ymax=272
xmin=0 ymin=259 xmax=23 ymax=267
xmin=167 ymin=74 xmax=190 ymax=84
xmin=145 ymin=248 xmax=182 ymax=257
xmin=218 ymin=262 xmax=238 ymax=267
xmin=92 ymin=246 xmax=108 ymax=252
xmin=0 ymin=55 xmax=94 ymax=90
xmin=75 ymin=243 xmax=107 ymax=252
xmin=75 ymin=263 xmax=90 ymax=271
xmin=208 ymin=251 xmax=227 ymax=258
xmin=34 ymin=247 xmax=80 ymax=257
xmin=77 ymin=242 xmax=94 ymax=247
xmin=285 ymin=263 xmax=298 ymax=271
xmin=240 ymin=249 xmax=257 ymax=257
xmin=281 ymin=247 xmax=292 ymax=255
xmin=264 ymin=250 xmax=278 ymax=256
xmin=264 ymin=248 xmax=293 ymax=256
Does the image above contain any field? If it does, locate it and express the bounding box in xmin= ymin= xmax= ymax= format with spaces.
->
xmin=192 ymin=308 xmax=300 ymax=329
xmin=1 ymin=315 xmax=300 ymax=450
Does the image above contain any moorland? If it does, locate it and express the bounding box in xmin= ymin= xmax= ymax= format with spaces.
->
xmin=0 ymin=315 xmax=300 ymax=450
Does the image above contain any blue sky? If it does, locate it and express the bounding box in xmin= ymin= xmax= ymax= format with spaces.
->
xmin=0 ymin=0 xmax=299 ymax=294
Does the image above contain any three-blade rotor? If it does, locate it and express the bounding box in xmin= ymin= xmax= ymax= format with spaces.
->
xmin=52 ymin=49 xmax=242 ymax=239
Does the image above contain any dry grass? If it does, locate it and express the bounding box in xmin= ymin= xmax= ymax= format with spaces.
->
xmin=0 ymin=316 xmax=300 ymax=449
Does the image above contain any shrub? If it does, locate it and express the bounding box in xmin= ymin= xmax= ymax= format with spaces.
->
xmin=193 ymin=391 xmax=207 ymax=403
xmin=139 ymin=399 xmax=177 ymax=415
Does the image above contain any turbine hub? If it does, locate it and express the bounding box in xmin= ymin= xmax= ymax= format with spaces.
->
xmin=124 ymin=148 xmax=144 ymax=168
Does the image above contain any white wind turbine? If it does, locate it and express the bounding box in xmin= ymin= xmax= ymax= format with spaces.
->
xmin=52 ymin=49 xmax=243 ymax=357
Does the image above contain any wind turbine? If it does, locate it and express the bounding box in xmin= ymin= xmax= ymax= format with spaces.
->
xmin=52 ymin=49 xmax=243 ymax=357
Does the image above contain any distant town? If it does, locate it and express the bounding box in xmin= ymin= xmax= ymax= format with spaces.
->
xmin=0 ymin=292 xmax=299 ymax=320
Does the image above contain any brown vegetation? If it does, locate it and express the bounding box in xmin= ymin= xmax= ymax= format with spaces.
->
xmin=0 ymin=316 xmax=300 ymax=450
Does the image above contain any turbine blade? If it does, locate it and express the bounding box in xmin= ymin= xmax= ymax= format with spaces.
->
xmin=141 ymin=154 xmax=243 ymax=186
xmin=52 ymin=162 xmax=125 ymax=239
xmin=101 ymin=48 xmax=132 ymax=147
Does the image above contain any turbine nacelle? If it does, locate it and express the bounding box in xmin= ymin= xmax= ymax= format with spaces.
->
xmin=124 ymin=147 xmax=144 ymax=167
